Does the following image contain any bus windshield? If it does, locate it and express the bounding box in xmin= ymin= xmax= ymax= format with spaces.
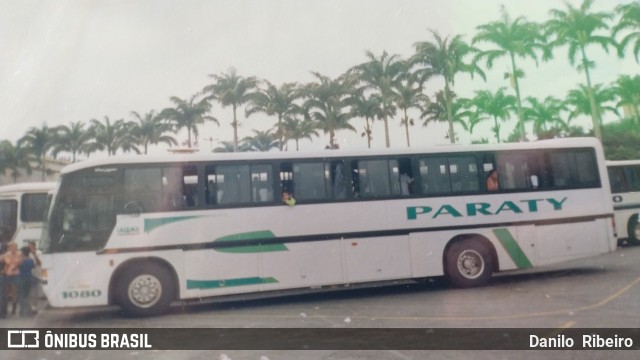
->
xmin=0 ymin=199 xmax=18 ymax=243
xmin=45 ymin=173 xmax=117 ymax=253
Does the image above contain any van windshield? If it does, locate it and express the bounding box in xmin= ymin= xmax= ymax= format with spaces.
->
xmin=0 ymin=199 xmax=18 ymax=243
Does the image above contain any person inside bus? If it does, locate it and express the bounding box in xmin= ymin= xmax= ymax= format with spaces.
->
xmin=281 ymin=190 xmax=296 ymax=206
xmin=486 ymin=169 xmax=499 ymax=191
xmin=400 ymin=172 xmax=414 ymax=195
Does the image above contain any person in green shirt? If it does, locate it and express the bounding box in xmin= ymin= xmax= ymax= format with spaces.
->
xmin=281 ymin=191 xmax=296 ymax=206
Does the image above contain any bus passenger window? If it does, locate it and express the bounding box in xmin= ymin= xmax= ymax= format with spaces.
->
xmin=418 ymin=157 xmax=451 ymax=195
xmin=394 ymin=158 xmax=414 ymax=196
xmin=289 ymin=162 xmax=327 ymax=201
xmin=182 ymin=166 xmax=198 ymax=208
xmin=327 ymin=161 xmax=348 ymax=200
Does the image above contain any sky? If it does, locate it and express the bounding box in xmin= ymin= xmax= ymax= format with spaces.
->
xmin=0 ymin=0 xmax=637 ymax=157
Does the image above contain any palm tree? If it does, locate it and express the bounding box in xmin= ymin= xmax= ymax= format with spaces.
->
xmin=611 ymin=74 xmax=640 ymax=124
xmin=159 ymin=94 xmax=218 ymax=149
xmin=349 ymin=51 xmax=405 ymax=147
xmin=348 ymin=93 xmax=382 ymax=149
xmin=473 ymin=6 xmax=551 ymax=141
xmin=130 ymin=110 xmax=178 ymax=154
xmin=565 ymin=83 xmax=619 ymax=126
xmin=469 ymin=88 xmax=516 ymax=143
xmin=545 ymin=0 xmax=617 ymax=141
xmin=51 ymin=121 xmax=95 ymax=162
xmin=242 ymin=129 xmax=280 ymax=152
xmin=0 ymin=140 xmax=32 ymax=183
xmin=303 ymin=72 xmax=356 ymax=148
xmin=412 ymin=30 xmax=485 ymax=143
xmin=614 ymin=2 xmax=640 ymax=63
xmin=523 ymin=96 xmax=569 ymax=137
xmin=213 ymin=140 xmax=252 ymax=153
xmin=89 ymin=116 xmax=137 ymax=156
xmin=18 ymin=124 xmax=56 ymax=181
xmin=203 ymin=68 xmax=259 ymax=152
xmin=281 ymin=116 xmax=319 ymax=151
xmin=245 ymin=81 xmax=303 ymax=151
xmin=420 ymin=90 xmax=471 ymax=142
xmin=393 ymin=73 xmax=429 ymax=147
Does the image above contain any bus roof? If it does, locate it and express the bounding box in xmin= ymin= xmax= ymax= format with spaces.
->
xmin=61 ymin=137 xmax=603 ymax=175
xmin=0 ymin=182 xmax=58 ymax=194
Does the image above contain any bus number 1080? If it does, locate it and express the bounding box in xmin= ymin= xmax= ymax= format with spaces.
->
xmin=61 ymin=290 xmax=102 ymax=299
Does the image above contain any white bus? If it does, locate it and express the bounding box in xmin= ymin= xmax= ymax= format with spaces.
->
xmin=0 ymin=182 xmax=57 ymax=248
xmin=39 ymin=137 xmax=616 ymax=317
xmin=606 ymin=160 xmax=640 ymax=245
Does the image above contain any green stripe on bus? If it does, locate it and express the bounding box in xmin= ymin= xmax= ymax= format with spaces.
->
xmin=492 ymin=228 xmax=533 ymax=269
xmin=187 ymin=277 xmax=278 ymax=289
xmin=144 ymin=216 xmax=202 ymax=233
xmin=214 ymin=230 xmax=288 ymax=253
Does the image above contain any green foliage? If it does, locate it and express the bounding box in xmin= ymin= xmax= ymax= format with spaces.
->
xmin=602 ymin=118 xmax=640 ymax=160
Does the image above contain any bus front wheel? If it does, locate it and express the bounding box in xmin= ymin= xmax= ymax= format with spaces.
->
xmin=445 ymin=239 xmax=494 ymax=288
xmin=628 ymin=215 xmax=640 ymax=246
xmin=115 ymin=262 xmax=175 ymax=317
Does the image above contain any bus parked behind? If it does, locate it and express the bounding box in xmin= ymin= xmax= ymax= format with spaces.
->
xmin=0 ymin=182 xmax=57 ymax=248
xmin=606 ymin=160 xmax=640 ymax=245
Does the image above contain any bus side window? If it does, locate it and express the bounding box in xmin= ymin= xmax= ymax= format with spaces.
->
xmin=629 ymin=166 xmax=640 ymax=191
xmin=182 ymin=166 xmax=199 ymax=208
xmin=280 ymin=163 xmax=294 ymax=201
xmin=352 ymin=159 xmax=393 ymax=198
xmin=397 ymin=157 xmax=414 ymax=196
xmin=251 ymin=165 xmax=273 ymax=203
xmin=327 ymin=161 xmax=349 ymax=200
xmin=418 ymin=157 xmax=451 ymax=195
xmin=448 ymin=156 xmax=479 ymax=193
xmin=288 ymin=162 xmax=327 ymax=201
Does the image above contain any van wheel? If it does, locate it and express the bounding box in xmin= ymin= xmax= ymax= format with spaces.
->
xmin=445 ymin=239 xmax=494 ymax=288
xmin=628 ymin=215 xmax=640 ymax=246
xmin=115 ymin=262 xmax=175 ymax=317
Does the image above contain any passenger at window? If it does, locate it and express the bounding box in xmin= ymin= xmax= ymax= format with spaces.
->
xmin=400 ymin=173 xmax=413 ymax=195
xmin=281 ymin=191 xmax=296 ymax=206
xmin=486 ymin=169 xmax=499 ymax=191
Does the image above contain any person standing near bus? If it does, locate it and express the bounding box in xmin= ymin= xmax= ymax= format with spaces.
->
xmin=18 ymin=246 xmax=36 ymax=316
xmin=0 ymin=243 xmax=6 ymax=318
xmin=0 ymin=242 xmax=22 ymax=315
xmin=27 ymin=241 xmax=42 ymax=313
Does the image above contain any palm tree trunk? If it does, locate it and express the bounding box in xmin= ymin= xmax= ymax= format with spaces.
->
xmin=383 ymin=117 xmax=390 ymax=148
xmin=403 ymin=109 xmax=411 ymax=147
xmin=232 ymin=104 xmax=239 ymax=152
xmin=581 ymin=46 xmax=602 ymax=142
xmin=365 ymin=117 xmax=372 ymax=149
xmin=509 ymin=52 xmax=526 ymax=142
xmin=493 ymin=116 xmax=501 ymax=143
xmin=41 ymin=157 xmax=46 ymax=182
xmin=445 ymin=82 xmax=455 ymax=144
xmin=278 ymin=114 xmax=284 ymax=151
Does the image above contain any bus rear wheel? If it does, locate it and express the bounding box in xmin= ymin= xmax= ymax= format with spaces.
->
xmin=115 ymin=262 xmax=175 ymax=317
xmin=445 ymin=239 xmax=494 ymax=288
xmin=627 ymin=215 xmax=640 ymax=246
